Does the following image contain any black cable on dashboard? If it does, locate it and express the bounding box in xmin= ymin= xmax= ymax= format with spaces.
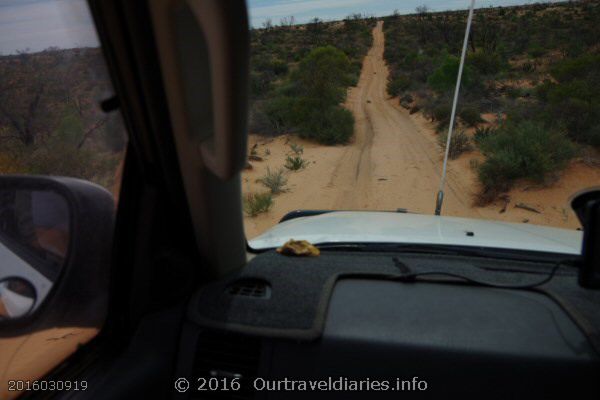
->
xmin=391 ymin=258 xmax=574 ymax=289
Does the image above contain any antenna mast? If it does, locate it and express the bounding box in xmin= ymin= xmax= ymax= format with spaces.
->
xmin=435 ymin=0 xmax=476 ymax=216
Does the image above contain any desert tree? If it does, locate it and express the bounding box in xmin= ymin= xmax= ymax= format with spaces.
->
xmin=0 ymin=50 xmax=67 ymax=146
xmin=279 ymin=16 xmax=295 ymax=27
xmin=415 ymin=5 xmax=432 ymax=44
xmin=262 ymin=18 xmax=273 ymax=30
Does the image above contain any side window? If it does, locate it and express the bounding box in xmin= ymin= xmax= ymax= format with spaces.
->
xmin=0 ymin=0 xmax=126 ymax=398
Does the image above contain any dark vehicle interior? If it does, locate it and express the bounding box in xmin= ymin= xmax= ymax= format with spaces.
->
xmin=1 ymin=0 xmax=599 ymax=399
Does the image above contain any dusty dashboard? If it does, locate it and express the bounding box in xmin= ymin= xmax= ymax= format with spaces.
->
xmin=175 ymin=251 xmax=600 ymax=399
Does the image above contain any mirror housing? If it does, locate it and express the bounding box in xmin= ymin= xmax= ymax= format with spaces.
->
xmin=0 ymin=176 xmax=114 ymax=332
xmin=571 ymin=188 xmax=600 ymax=289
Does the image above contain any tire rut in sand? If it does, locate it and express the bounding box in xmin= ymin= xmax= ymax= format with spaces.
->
xmin=333 ymin=21 xmax=479 ymax=216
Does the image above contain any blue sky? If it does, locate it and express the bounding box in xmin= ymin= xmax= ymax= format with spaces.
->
xmin=0 ymin=0 xmax=99 ymax=54
xmin=0 ymin=0 xmax=564 ymax=54
xmin=247 ymin=0 xmax=563 ymax=27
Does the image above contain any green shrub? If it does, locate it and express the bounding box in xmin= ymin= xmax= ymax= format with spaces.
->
xmin=581 ymin=124 xmax=600 ymax=147
xmin=285 ymin=155 xmax=308 ymax=171
xmin=506 ymin=86 xmax=524 ymax=99
xmin=249 ymin=96 xmax=295 ymax=135
xmin=289 ymin=143 xmax=304 ymax=155
xmin=428 ymin=55 xmax=475 ymax=93
xmin=243 ymin=192 xmax=273 ymax=217
xmin=521 ymin=62 xmax=536 ymax=73
xmin=527 ymin=44 xmax=546 ymax=58
xmin=438 ymin=130 xmax=473 ymax=159
xmin=476 ymin=121 xmax=576 ymax=203
xmin=431 ymin=102 xmax=452 ymax=123
xmin=468 ymin=50 xmax=507 ymax=75
xmin=459 ymin=107 xmax=484 ymax=127
xmin=291 ymin=46 xmax=354 ymax=106
xmin=388 ymin=74 xmax=411 ymax=97
xmin=258 ymin=167 xmax=288 ymax=194
xmin=250 ymin=71 xmax=272 ymax=97
xmin=297 ymin=104 xmax=354 ymax=145
xmin=541 ymin=54 xmax=600 ymax=146
xmin=263 ymin=46 xmax=357 ymax=145
xmin=474 ymin=126 xmax=495 ymax=145
xmin=550 ymin=54 xmax=600 ymax=83
xmin=425 ymin=101 xmax=452 ymax=132
xmin=254 ymin=56 xmax=288 ymax=75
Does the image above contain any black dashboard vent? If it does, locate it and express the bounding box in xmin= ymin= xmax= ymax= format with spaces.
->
xmin=191 ymin=330 xmax=261 ymax=399
xmin=226 ymin=279 xmax=271 ymax=299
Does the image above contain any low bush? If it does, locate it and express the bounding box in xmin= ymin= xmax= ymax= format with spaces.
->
xmin=254 ymin=46 xmax=357 ymax=145
xmin=289 ymin=143 xmax=304 ymax=155
xmin=527 ymin=44 xmax=546 ymax=58
xmin=432 ymin=102 xmax=452 ymax=123
xmin=388 ymin=74 xmax=411 ymax=97
xmin=428 ymin=55 xmax=475 ymax=93
xmin=474 ymin=126 xmax=495 ymax=145
xmin=468 ymin=50 xmax=507 ymax=76
xmin=438 ymin=130 xmax=472 ymax=159
xmin=520 ymin=62 xmax=536 ymax=73
xmin=297 ymin=105 xmax=354 ymax=145
xmin=400 ymin=93 xmax=414 ymax=104
xmin=254 ymin=56 xmax=288 ymax=76
xmin=539 ymin=54 xmax=600 ymax=146
xmin=424 ymin=101 xmax=452 ymax=132
xmin=243 ymin=192 xmax=273 ymax=217
xmin=506 ymin=86 xmax=524 ymax=99
xmin=285 ymin=155 xmax=308 ymax=171
xmin=249 ymin=97 xmax=295 ymax=136
xmin=459 ymin=107 xmax=484 ymax=127
xmin=258 ymin=167 xmax=288 ymax=194
xmin=250 ymin=71 xmax=273 ymax=97
xmin=581 ymin=124 xmax=600 ymax=147
xmin=476 ymin=121 xmax=576 ymax=203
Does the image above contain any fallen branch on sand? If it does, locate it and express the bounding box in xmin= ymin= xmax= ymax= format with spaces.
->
xmin=515 ymin=202 xmax=541 ymax=214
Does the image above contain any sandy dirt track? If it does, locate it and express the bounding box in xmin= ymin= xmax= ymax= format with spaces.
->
xmin=242 ymin=21 xmax=600 ymax=239
xmin=332 ymin=21 xmax=479 ymax=215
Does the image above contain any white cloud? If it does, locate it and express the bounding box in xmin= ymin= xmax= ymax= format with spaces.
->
xmin=0 ymin=0 xmax=98 ymax=54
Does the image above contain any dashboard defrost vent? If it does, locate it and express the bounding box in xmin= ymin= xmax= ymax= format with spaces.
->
xmin=226 ymin=279 xmax=271 ymax=299
xmin=191 ymin=330 xmax=261 ymax=399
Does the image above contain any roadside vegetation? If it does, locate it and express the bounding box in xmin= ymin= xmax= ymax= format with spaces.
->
xmin=437 ymin=130 xmax=472 ymax=160
xmin=249 ymin=15 xmax=375 ymax=144
xmin=243 ymin=15 xmax=376 ymax=217
xmin=477 ymin=121 xmax=575 ymax=203
xmin=285 ymin=155 xmax=308 ymax=171
xmin=243 ymin=192 xmax=274 ymax=217
xmin=258 ymin=167 xmax=288 ymax=194
xmin=0 ymin=48 xmax=127 ymax=190
xmin=382 ymin=1 xmax=600 ymax=203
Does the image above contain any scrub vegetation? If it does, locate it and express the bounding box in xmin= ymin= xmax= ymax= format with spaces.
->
xmin=243 ymin=16 xmax=376 ymax=217
xmin=382 ymin=1 xmax=600 ymax=202
xmin=243 ymin=192 xmax=274 ymax=217
xmin=249 ymin=15 xmax=376 ymax=144
xmin=258 ymin=167 xmax=288 ymax=194
xmin=0 ymin=48 xmax=127 ymax=190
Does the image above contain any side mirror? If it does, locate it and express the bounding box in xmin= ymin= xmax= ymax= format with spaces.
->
xmin=0 ymin=176 xmax=114 ymax=331
xmin=0 ymin=277 xmax=36 ymax=320
xmin=571 ymin=188 xmax=600 ymax=289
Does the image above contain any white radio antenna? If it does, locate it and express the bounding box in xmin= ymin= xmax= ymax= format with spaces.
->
xmin=435 ymin=0 xmax=476 ymax=216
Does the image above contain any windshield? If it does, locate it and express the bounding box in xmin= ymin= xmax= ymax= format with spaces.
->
xmin=243 ymin=0 xmax=599 ymax=252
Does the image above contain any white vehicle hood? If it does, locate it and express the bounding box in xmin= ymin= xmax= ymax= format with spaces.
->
xmin=249 ymin=211 xmax=582 ymax=255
